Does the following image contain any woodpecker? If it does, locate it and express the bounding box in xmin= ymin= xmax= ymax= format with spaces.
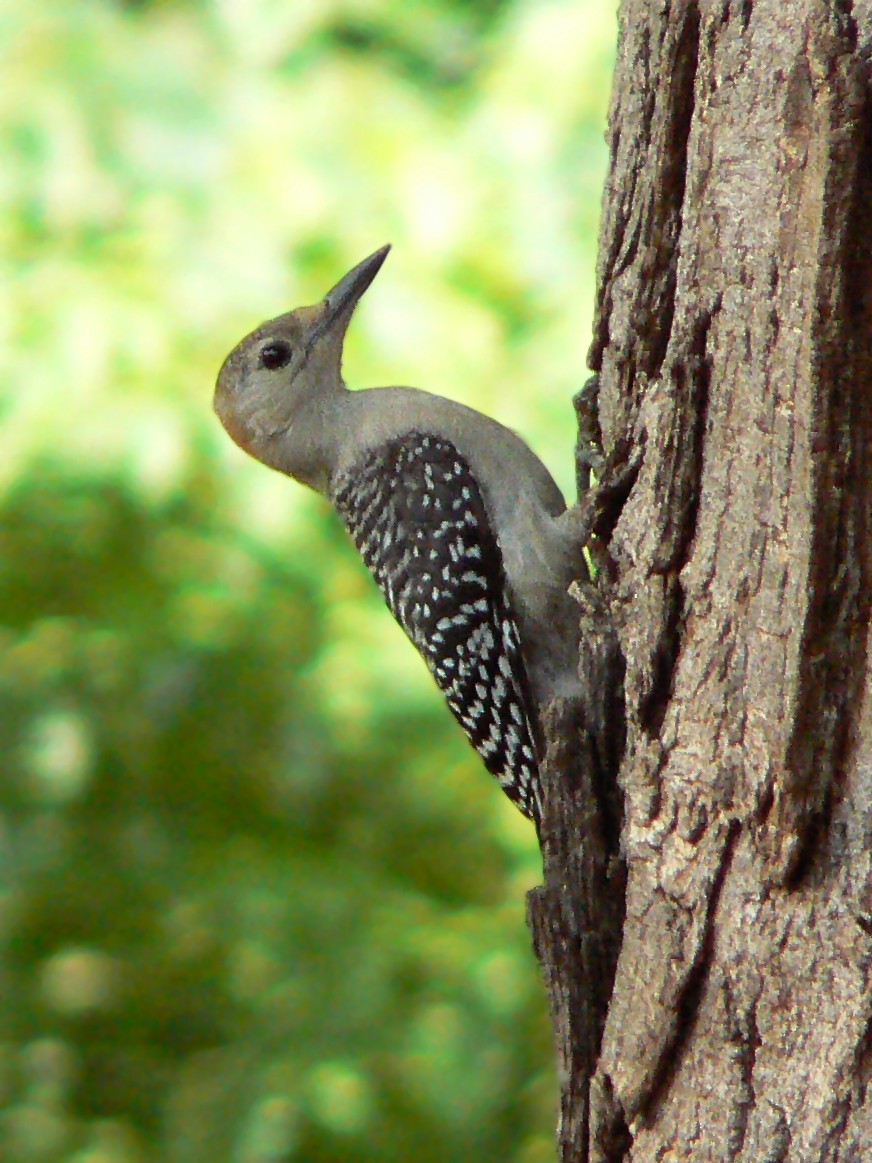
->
xmin=214 ymin=247 xmax=587 ymax=826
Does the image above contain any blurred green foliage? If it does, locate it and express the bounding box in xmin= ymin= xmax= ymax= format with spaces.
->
xmin=0 ymin=0 xmax=615 ymax=1159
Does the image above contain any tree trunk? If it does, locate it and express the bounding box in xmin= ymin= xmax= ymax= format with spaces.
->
xmin=532 ymin=2 xmax=872 ymax=1160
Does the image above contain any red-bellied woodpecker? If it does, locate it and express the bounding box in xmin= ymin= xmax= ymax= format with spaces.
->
xmin=215 ymin=247 xmax=587 ymax=826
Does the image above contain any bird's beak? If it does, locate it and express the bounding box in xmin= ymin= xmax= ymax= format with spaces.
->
xmin=322 ymin=245 xmax=391 ymax=329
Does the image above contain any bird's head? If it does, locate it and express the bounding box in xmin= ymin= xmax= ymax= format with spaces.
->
xmin=214 ymin=245 xmax=390 ymax=464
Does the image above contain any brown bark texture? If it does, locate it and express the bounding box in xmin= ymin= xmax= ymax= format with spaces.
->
xmin=532 ymin=2 xmax=872 ymax=1160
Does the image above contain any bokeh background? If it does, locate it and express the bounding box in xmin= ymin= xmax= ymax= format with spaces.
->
xmin=0 ymin=1 xmax=615 ymax=1160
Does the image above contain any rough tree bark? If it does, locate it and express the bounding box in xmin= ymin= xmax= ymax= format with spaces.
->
xmin=530 ymin=2 xmax=872 ymax=1160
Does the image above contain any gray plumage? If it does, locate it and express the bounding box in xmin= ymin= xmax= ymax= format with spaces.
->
xmin=214 ymin=247 xmax=585 ymax=826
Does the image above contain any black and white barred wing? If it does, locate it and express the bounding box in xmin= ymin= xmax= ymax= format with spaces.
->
xmin=333 ymin=433 xmax=540 ymax=822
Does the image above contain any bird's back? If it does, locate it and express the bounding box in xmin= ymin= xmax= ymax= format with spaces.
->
xmin=332 ymin=429 xmax=542 ymax=822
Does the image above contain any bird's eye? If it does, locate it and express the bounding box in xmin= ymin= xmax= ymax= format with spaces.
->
xmin=259 ymin=341 xmax=293 ymax=370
